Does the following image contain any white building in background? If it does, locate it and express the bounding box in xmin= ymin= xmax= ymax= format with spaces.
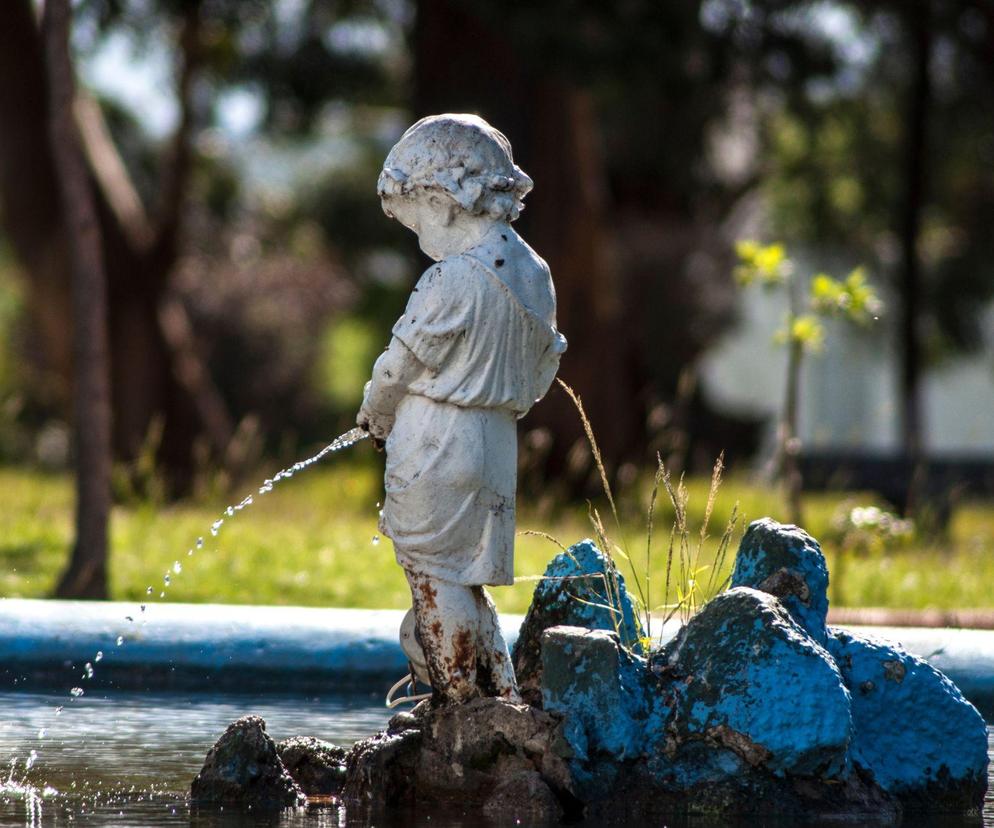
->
xmin=700 ymin=285 xmax=994 ymax=457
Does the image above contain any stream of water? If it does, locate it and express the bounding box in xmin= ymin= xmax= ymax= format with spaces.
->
xmin=2 ymin=426 xmax=993 ymax=825
xmin=1 ymin=428 xmax=370 ymax=815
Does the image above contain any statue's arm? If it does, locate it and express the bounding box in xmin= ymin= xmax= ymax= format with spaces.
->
xmin=356 ymin=336 xmax=423 ymax=441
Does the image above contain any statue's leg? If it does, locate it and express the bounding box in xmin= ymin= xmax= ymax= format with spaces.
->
xmin=474 ymin=586 xmax=521 ymax=702
xmin=405 ymin=570 xmax=482 ymax=704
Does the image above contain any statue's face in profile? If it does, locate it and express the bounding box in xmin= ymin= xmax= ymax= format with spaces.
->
xmin=381 ymin=191 xmax=482 ymax=262
xmin=380 ymin=193 xmax=422 ymax=234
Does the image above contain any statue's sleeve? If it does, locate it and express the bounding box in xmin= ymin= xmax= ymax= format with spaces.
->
xmin=391 ymin=260 xmax=476 ymax=375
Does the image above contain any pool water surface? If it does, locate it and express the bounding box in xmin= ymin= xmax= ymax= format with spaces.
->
xmin=0 ymin=691 xmax=990 ymax=826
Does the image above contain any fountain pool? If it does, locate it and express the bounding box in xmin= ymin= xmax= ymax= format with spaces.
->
xmin=0 ymin=690 xmax=392 ymax=826
xmin=0 ymin=690 xmax=990 ymax=827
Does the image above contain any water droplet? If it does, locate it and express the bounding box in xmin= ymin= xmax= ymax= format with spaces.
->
xmin=378 ymin=509 xmax=384 ymax=519
xmin=69 ymin=687 xmax=84 ymax=698
xmin=140 ymin=604 xmax=146 ymax=613
xmin=225 ymin=506 xmax=235 ymax=517
xmin=371 ymin=535 xmax=380 ymax=546
xmin=187 ymin=549 xmax=193 ymax=556
xmin=26 ymin=750 xmax=37 ymax=770
xmin=163 ymin=573 xmax=171 ymax=586
xmin=375 ymin=501 xmax=381 ymax=509
xmin=159 ymin=591 xmax=165 ymax=598
xmin=172 ymin=561 xmax=181 ymax=574
xmin=146 ymin=586 xmax=153 ymax=595
xmin=210 ymin=519 xmax=223 ymax=536
xmin=94 ymin=651 xmax=103 ymax=662
xmin=37 ymin=728 xmax=46 ymax=740
xmin=84 ymin=663 xmax=93 ymax=679
xmin=116 ymin=636 xmax=124 ymax=646
xmin=196 ymin=537 xmax=204 ymax=549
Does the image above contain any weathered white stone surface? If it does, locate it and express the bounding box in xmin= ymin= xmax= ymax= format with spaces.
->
xmin=357 ymin=114 xmax=566 ymax=704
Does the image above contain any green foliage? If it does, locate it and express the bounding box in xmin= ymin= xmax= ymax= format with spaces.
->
xmin=315 ymin=315 xmax=380 ymax=411
xmin=735 ymin=240 xmax=882 ymax=353
xmin=2 ymin=464 xmax=993 ymax=613
xmin=734 ymin=240 xmax=791 ymax=288
xmin=760 ymin=4 xmax=994 ymax=364
xmin=810 ymin=268 xmax=883 ymax=323
xmin=828 ymin=503 xmax=915 ymax=557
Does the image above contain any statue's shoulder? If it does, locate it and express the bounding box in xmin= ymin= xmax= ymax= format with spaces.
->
xmin=465 ymin=230 xmax=556 ymax=324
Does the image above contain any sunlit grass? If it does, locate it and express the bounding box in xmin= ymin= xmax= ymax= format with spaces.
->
xmin=2 ymin=463 xmax=994 ymax=614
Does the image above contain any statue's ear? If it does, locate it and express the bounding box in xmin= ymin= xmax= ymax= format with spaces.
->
xmin=433 ymin=166 xmax=465 ymax=195
xmin=439 ymin=199 xmax=457 ymax=227
xmin=452 ymin=179 xmax=483 ymax=212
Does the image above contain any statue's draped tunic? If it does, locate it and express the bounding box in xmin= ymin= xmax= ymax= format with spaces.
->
xmin=381 ymin=251 xmax=566 ymax=586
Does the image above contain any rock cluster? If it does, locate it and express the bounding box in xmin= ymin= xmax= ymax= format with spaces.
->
xmin=345 ymin=697 xmax=576 ymax=822
xmin=192 ymin=518 xmax=989 ymax=822
xmin=534 ymin=519 xmax=989 ymax=819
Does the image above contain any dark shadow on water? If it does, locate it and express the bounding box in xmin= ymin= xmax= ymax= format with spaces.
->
xmin=0 ymin=691 xmax=989 ymax=827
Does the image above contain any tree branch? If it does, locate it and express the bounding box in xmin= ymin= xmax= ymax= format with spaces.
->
xmin=154 ymin=3 xmax=202 ymax=260
xmin=75 ymin=90 xmax=154 ymax=251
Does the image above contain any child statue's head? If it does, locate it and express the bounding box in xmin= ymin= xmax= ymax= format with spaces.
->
xmin=377 ymin=114 xmax=533 ymax=226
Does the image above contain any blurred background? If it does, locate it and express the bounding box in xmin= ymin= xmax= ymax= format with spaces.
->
xmin=1 ymin=0 xmax=993 ymax=615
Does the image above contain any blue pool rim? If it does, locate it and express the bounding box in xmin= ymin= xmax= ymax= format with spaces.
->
xmin=1 ymin=598 xmax=992 ymax=718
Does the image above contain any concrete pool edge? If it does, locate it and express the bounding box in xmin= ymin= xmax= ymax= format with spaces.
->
xmin=2 ymin=598 xmax=993 ymax=714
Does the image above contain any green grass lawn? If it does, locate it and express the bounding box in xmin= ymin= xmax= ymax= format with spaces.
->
xmin=3 ymin=461 xmax=994 ymax=616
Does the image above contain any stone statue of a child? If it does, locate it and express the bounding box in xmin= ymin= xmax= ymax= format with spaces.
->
xmin=357 ymin=114 xmax=567 ymax=705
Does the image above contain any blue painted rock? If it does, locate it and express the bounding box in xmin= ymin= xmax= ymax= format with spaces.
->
xmin=828 ymin=628 xmax=989 ymax=812
xmin=541 ymin=626 xmax=656 ymax=766
xmin=731 ymin=518 xmax=830 ymax=645
xmin=512 ymin=540 xmax=643 ymax=706
xmin=660 ymin=587 xmax=852 ymax=777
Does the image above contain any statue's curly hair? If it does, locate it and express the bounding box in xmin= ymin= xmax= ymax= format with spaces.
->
xmin=377 ymin=114 xmax=533 ymax=222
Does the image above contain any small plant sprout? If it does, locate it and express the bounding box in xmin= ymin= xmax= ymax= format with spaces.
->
xmin=734 ymin=241 xmax=883 ymax=526
xmin=548 ymin=381 xmax=741 ymax=650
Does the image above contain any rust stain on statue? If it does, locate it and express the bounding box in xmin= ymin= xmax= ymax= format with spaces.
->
xmin=416 ymin=577 xmax=438 ymax=611
xmin=452 ymin=626 xmax=475 ymax=676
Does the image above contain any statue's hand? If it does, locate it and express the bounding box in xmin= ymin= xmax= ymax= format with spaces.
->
xmin=357 ymin=404 xmax=393 ymax=447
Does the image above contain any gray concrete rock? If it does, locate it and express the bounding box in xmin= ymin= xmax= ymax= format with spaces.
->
xmin=190 ymin=715 xmax=306 ymax=808
xmin=482 ymin=770 xmax=563 ymax=824
xmin=342 ymin=697 xmax=576 ymax=816
xmin=276 ymin=736 xmax=347 ymax=797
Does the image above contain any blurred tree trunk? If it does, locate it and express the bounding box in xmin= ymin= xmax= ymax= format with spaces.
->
xmin=0 ymin=0 xmax=230 ymax=496
xmin=43 ymin=0 xmax=112 ymax=599
xmin=413 ymin=0 xmax=644 ymax=489
xmin=897 ymin=1 xmax=932 ymax=513
xmin=0 ymin=0 xmax=73 ymax=397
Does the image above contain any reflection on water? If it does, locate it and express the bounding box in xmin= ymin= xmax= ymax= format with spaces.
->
xmin=0 ymin=691 xmax=990 ymax=827
xmin=0 ymin=691 xmax=390 ymax=827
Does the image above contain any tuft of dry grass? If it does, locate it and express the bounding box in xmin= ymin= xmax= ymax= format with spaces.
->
xmin=556 ymin=380 xmax=741 ymax=649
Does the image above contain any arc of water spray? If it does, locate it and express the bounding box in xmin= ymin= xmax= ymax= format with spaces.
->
xmin=5 ymin=426 xmax=372 ymax=810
